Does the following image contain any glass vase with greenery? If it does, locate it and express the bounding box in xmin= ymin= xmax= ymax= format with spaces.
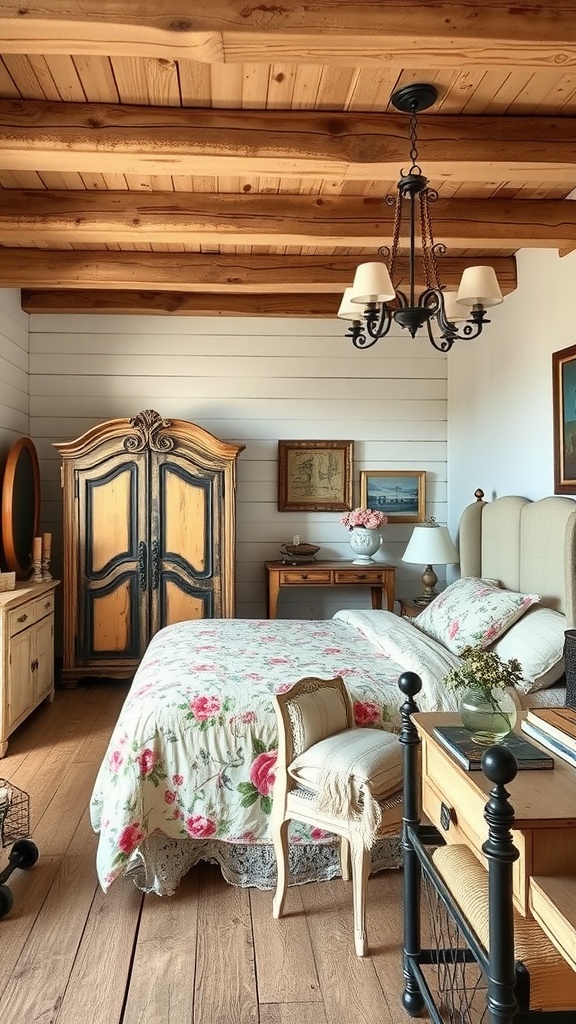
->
xmin=443 ymin=646 xmax=523 ymax=745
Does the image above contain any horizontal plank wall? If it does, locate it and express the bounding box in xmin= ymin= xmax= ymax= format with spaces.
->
xmin=28 ymin=314 xmax=448 ymax=618
xmin=0 ymin=289 xmax=29 ymax=449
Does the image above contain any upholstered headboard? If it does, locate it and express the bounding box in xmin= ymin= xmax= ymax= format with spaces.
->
xmin=459 ymin=491 xmax=576 ymax=628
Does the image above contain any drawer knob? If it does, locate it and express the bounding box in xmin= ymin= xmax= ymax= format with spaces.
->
xmin=440 ymin=801 xmax=454 ymax=831
xmin=17 ymin=613 xmax=28 ymax=623
xmin=44 ymin=601 xmax=51 ymax=609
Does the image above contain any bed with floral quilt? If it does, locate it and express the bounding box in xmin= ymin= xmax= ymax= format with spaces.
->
xmin=91 ymin=547 xmax=573 ymax=897
xmin=90 ymin=608 xmax=469 ymax=895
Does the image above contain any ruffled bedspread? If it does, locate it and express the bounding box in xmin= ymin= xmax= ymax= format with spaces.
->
xmin=90 ymin=611 xmax=460 ymax=894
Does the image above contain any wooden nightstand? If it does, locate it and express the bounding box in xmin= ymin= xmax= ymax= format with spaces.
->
xmin=398 ymin=598 xmax=427 ymax=619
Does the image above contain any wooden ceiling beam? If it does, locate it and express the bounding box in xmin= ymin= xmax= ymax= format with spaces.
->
xmin=1 ymin=2 xmax=575 ymax=67
xmin=0 ymin=249 xmax=517 ymax=294
xmin=1 ymin=191 xmax=575 ymax=251
xmin=1 ymin=101 xmax=576 ymax=183
xmin=20 ymin=289 xmax=341 ymax=317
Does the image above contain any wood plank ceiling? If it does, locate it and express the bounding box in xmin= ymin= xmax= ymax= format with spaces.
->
xmin=1 ymin=2 xmax=576 ymax=316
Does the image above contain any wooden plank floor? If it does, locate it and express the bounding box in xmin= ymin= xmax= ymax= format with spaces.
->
xmin=0 ymin=683 xmax=414 ymax=1024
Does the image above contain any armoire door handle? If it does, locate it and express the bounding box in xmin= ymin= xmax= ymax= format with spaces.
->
xmin=151 ymin=540 xmax=160 ymax=590
xmin=138 ymin=541 xmax=147 ymax=591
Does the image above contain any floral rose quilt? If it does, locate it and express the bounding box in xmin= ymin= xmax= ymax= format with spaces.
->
xmin=90 ymin=610 xmax=461 ymax=893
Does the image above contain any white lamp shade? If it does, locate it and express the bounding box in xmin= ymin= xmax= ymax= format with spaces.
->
xmin=350 ymin=261 xmax=396 ymax=304
xmin=442 ymin=290 xmax=471 ymax=324
xmin=402 ymin=523 xmax=459 ymax=566
xmin=456 ymin=266 xmax=503 ymax=308
xmin=337 ymin=286 xmax=363 ymax=322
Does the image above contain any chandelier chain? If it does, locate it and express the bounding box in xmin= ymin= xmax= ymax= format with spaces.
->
xmin=388 ymin=183 xmax=403 ymax=284
xmin=420 ymin=190 xmax=442 ymax=290
xmin=408 ymin=108 xmax=420 ymax=173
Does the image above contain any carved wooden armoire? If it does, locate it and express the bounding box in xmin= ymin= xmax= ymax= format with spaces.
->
xmin=54 ymin=410 xmax=244 ymax=686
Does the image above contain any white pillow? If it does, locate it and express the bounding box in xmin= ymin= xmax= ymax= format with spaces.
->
xmin=491 ymin=607 xmax=566 ymax=693
xmin=414 ymin=577 xmax=540 ymax=654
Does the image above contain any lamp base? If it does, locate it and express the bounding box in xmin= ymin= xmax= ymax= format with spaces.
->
xmin=420 ymin=564 xmax=438 ymax=601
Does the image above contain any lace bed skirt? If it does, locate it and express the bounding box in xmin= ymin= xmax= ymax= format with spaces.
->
xmin=125 ymin=834 xmax=403 ymax=895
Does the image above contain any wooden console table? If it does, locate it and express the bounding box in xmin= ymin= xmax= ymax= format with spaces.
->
xmin=264 ymin=560 xmax=395 ymax=619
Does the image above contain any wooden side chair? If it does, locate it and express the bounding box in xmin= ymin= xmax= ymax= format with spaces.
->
xmin=271 ymin=675 xmax=403 ymax=956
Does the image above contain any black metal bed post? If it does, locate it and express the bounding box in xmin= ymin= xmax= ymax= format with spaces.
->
xmin=481 ymin=745 xmax=520 ymax=1024
xmin=399 ymin=671 xmax=425 ymax=1017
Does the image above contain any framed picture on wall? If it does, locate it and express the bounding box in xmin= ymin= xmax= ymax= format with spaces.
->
xmin=360 ymin=470 xmax=426 ymax=523
xmin=553 ymin=344 xmax=576 ymax=494
xmin=278 ymin=440 xmax=353 ymax=511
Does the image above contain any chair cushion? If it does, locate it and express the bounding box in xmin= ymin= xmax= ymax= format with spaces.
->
xmin=289 ymin=727 xmax=402 ymax=847
xmin=285 ymin=684 xmax=349 ymax=757
xmin=289 ymin=727 xmax=402 ymax=798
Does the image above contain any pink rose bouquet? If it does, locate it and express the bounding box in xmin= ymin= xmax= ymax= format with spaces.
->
xmin=340 ymin=507 xmax=388 ymax=530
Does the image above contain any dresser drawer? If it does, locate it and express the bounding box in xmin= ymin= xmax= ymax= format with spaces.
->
xmin=334 ymin=569 xmax=384 ymax=584
xmin=279 ymin=569 xmax=332 ymax=584
xmin=8 ymin=593 xmax=54 ymax=637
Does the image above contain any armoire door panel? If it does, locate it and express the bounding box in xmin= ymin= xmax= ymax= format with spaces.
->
xmin=158 ymin=462 xmax=214 ymax=577
xmin=83 ymin=461 xmax=140 ymax=576
xmin=155 ymin=572 xmax=214 ymax=630
xmin=83 ymin=574 xmax=145 ymax=660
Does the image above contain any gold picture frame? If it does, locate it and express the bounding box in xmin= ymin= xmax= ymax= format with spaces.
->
xmin=553 ymin=344 xmax=576 ymax=494
xmin=278 ymin=440 xmax=353 ymax=512
xmin=360 ymin=470 xmax=426 ymax=523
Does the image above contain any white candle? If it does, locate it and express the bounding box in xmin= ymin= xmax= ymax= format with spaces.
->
xmin=42 ymin=532 xmax=52 ymax=558
xmin=32 ymin=536 xmax=42 ymax=560
xmin=292 ymin=534 xmax=300 ymax=546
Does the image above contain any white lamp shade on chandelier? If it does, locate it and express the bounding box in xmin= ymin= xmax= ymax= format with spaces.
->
xmin=456 ymin=265 xmax=503 ymax=308
xmin=349 ymin=261 xmax=396 ymax=305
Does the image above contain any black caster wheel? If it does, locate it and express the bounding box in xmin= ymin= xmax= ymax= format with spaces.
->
xmin=11 ymin=839 xmax=39 ymax=870
xmin=0 ymin=883 xmax=13 ymax=918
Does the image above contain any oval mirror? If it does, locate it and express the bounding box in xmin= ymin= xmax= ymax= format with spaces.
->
xmin=1 ymin=437 xmax=41 ymax=578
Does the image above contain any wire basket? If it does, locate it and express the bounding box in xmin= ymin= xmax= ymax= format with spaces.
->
xmin=565 ymin=629 xmax=576 ymax=710
xmin=0 ymin=781 xmax=31 ymax=848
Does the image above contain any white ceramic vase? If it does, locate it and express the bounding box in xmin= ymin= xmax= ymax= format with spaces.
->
xmin=348 ymin=526 xmax=382 ymax=565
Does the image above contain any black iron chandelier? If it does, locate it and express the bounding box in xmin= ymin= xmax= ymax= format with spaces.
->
xmin=337 ymin=83 xmax=503 ymax=353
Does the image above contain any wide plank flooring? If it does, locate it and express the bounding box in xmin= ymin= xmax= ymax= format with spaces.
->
xmin=0 ymin=683 xmax=415 ymax=1024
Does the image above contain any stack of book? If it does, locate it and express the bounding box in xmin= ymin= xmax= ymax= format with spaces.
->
xmin=521 ymin=708 xmax=576 ymax=768
xmin=432 ymin=725 xmax=554 ymax=770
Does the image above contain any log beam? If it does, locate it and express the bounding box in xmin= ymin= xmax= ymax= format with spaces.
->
xmin=0 ymin=249 xmax=517 ymax=293
xmin=1 ymin=2 xmax=575 ymax=67
xmin=20 ymin=289 xmax=341 ymax=317
xmin=0 ymin=190 xmax=574 ymax=252
xmin=1 ymin=101 xmax=576 ymax=183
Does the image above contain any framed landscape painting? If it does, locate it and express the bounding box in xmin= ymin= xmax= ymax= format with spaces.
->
xmin=278 ymin=440 xmax=353 ymax=511
xmin=553 ymin=344 xmax=576 ymax=494
xmin=360 ymin=470 xmax=426 ymax=523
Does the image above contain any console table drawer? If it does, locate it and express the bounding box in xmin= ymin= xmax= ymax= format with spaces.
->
xmin=334 ymin=569 xmax=384 ymax=584
xmin=279 ymin=569 xmax=332 ymax=584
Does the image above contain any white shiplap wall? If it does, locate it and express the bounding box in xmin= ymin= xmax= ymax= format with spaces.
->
xmin=28 ymin=313 xmax=448 ymax=618
xmin=0 ymin=290 xmax=29 ymax=447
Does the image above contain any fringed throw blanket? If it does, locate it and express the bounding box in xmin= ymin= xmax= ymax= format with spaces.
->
xmin=289 ymin=727 xmax=403 ymax=847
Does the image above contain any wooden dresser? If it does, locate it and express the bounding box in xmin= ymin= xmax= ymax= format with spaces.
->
xmin=0 ymin=580 xmax=58 ymax=757
xmin=54 ymin=410 xmax=244 ymax=686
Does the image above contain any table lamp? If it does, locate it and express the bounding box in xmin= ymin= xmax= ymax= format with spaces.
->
xmin=402 ymin=517 xmax=459 ymax=603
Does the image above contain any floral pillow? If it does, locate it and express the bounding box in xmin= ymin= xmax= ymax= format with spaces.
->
xmin=413 ymin=577 xmax=540 ymax=655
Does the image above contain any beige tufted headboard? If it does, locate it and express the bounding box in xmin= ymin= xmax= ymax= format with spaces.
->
xmin=459 ymin=492 xmax=576 ymax=628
